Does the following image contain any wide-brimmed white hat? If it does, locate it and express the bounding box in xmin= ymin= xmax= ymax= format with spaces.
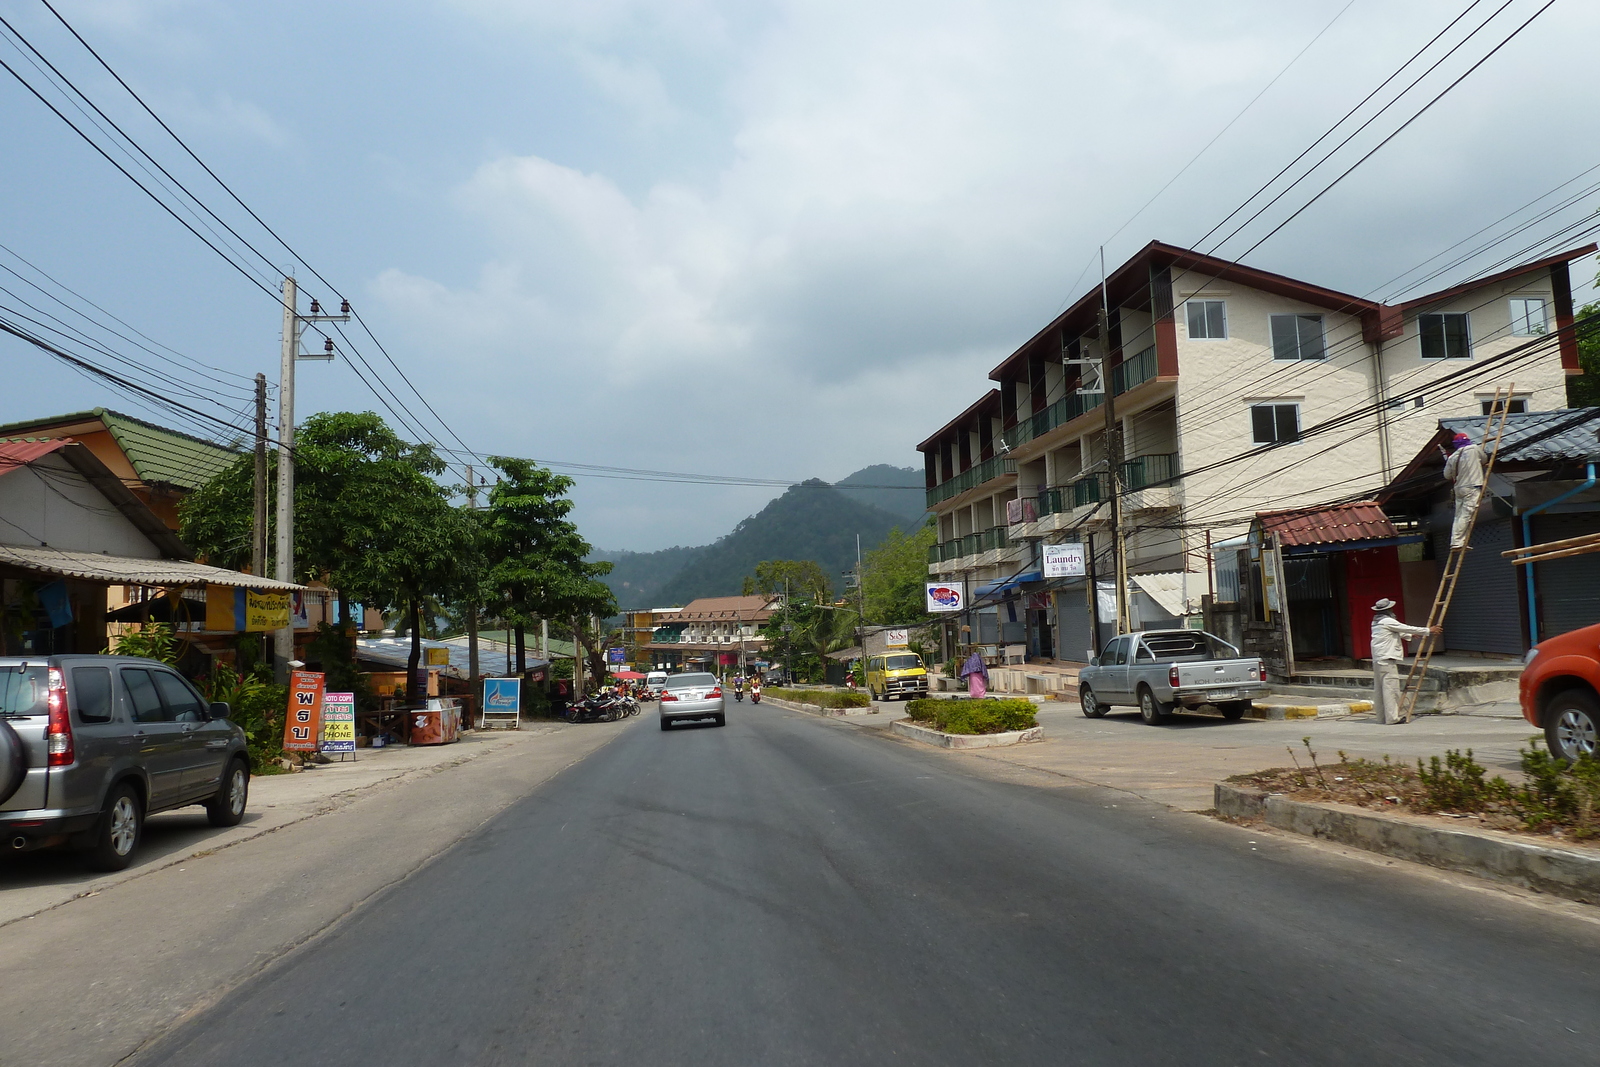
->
xmin=1372 ymin=598 xmax=1397 ymax=611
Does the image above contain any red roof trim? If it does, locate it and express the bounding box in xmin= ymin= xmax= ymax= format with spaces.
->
xmin=1255 ymin=501 xmax=1397 ymax=547
xmin=1396 ymin=244 xmax=1598 ymax=312
xmin=0 ymin=437 xmax=73 ymax=475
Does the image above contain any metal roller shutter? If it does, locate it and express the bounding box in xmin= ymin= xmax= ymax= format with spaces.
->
xmin=1532 ymin=513 xmax=1600 ymax=640
xmin=1054 ymin=588 xmax=1095 ymax=664
xmin=1436 ymin=517 xmax=1522 ymax=655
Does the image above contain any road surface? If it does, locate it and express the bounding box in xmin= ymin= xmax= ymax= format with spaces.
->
xmin=138 ymin=704 xmax=1600 ymax=1066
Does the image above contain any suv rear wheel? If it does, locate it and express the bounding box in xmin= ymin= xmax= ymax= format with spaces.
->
xmin=83 ymin=783 xmax=142 ymax=872
xmin=1545 ymin=689 xmax=1600 ymax=761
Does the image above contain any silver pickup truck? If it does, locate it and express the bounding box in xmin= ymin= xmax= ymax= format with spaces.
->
xmin=1077 ymin=630 xmax=1267 ymax=725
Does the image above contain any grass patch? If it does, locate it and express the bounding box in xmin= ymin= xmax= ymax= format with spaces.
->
xmin=1228 ymin=737 xmax=1600 ymax=841
xmin=904 ymin=697 xmax=1037 ymax=735
xmin=765 ymin=688 xmax=871 ymax=709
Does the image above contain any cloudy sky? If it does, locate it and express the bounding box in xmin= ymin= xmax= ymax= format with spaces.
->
xmin=2 ymin=0 xmax=1596 ymax=550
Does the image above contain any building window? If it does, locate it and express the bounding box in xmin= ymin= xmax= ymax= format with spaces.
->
xmin=1509 ymin=297 xmax=1547 ymax=336
xmin=1482 ymin=397 xmax=1528 ymax=416
xmin=1269 ymin=314 xmax=1325 ymax=360
xmin=1185 ymin=300 xmax=1227 ymax=339
xmin=1251 ymin=403 xmax=1300 ymax=445
xmin=1419 ymin=312 xmax=1471 ymax=359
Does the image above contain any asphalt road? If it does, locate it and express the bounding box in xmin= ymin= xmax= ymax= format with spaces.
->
xmin=138 ymin=705 xmax=1600 ymax=1067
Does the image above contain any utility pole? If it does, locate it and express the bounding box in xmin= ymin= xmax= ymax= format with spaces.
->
xmin=273 ymin=276 xmax=349 ymax=682
xmin=1099 ymin=247 xmax=1130 ymax=635
xmin=465 ymin=464 xmax=480 ymax=716
xmin=251 ymin=373 xmax=267 ymax=577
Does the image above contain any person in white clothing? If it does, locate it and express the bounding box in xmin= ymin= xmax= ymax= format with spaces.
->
xmin=1442 ymin=432 xmax=1487 ymax=549
xmin=1370 ymin=598 xmax=1441 ymax=725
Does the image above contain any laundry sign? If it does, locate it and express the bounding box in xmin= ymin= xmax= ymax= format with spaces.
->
xmin=1042 ymin=542 xmax=1086 ymax=578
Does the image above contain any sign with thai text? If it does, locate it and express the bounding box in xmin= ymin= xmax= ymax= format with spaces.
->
xmin=1043 ymin=542 xmax=1087 ymax=578
xmin=246 ymin=591 xmax=290 ymax=631
xmin=282 ymin=671 xmax=325 ymax=752
xmin=320 ymin=692 xmax=356 ymax=755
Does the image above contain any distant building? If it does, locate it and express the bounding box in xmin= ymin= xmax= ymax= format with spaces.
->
xmin=641 ymin=595 xmax=776 ymax=671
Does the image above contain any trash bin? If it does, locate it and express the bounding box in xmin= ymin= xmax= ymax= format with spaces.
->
xmin=409 ymin=698 xmax=462 ymax=745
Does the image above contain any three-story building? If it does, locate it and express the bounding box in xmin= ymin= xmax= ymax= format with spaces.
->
xmin=919 ymin=239 xmax=1592 ymax=664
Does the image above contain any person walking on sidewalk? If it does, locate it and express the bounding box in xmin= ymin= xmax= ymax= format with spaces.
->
xmin=1370 ymin=598 xmax=1441 ymax=725
xmin=1443 ymin=431 xmax=1487 ymax=549
xmin=959 ymin=650 xmax=989 ymax=699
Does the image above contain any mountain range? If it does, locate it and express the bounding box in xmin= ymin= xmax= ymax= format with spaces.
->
xmin=593 ymin=466 xmax=927 ymax=607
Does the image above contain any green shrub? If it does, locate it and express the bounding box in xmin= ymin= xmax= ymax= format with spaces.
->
xmin=765 ymin=687 xmax=870 ymax=709
xmin=905 ymin=697 xmax=1037 ymax=734
xmin=1413 ymin=745 xmax=1600 ymax=838
xmin=106 ymin=622 xmax=178 ymax=664
xmin=198 ymin=661 xmax=287 ymax=773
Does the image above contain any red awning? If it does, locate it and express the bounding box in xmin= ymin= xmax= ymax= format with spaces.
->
xmin=612 ymin=670 xmax=646 ymax=679
xmin=1255 ymin=502 xmax=1397 ymax=547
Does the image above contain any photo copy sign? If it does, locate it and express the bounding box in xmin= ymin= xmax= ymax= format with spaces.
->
xmin=320 ymin=692 xmax=356 ymax=755
xmin=282 ymin=671 xmax=325 ymax=752
xmin=925 ymin=581 xmax=964 ymax=613
xmin=1042 ymin=542 xmax=1087 ymax=578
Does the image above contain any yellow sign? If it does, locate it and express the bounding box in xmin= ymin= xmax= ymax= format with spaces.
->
xmin=425 ymin=647 xmax=450 ymax=666
xmin=205 ymin=585 xmax=238 ymax=631
xmin=245 ymin=591 xmax=290 ymax=631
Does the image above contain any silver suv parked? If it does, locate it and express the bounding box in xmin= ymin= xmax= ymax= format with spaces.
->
xmin=0 ymin=655 xmax=251 ymax=871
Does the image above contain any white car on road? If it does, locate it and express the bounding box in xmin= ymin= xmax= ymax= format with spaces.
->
xmin=658 ymin=672 xmax=725 ymax=730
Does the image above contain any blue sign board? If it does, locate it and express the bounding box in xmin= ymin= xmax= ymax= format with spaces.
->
xmin=607 ymin=647 xmax=626 ymax=664
xmin=482 ymin=677 xmax=521 ymax=727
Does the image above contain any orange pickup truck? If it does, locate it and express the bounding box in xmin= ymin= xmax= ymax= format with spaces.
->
xmin=1520 ymin=622 xmax=1600 ymax=761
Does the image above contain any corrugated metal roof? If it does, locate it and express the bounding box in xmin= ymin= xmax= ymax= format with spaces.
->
xmin=0 ymin=438 xmax=70 ymax=474
xmin=1128 ymin=572 xmax=1196 ymax=618
xmin=1256 ymin=502 xmax=1397 ymax=546
xmin=356 ymin=637 xmax=539 ymax=679
xmin=1440 ymin=408 xmax=1600 ymax=464
xmin=0 ymin=409 xmax=239 ymax=491
xmin=0 ymin=544 xmax=303 ymax=589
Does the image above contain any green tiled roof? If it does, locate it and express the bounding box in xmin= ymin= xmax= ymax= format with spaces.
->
xmin=0 ymin=408 xmax=240 ymax=491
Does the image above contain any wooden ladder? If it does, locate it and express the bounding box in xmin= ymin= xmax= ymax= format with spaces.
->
xmin=1396 ymin=384 xmax=1515 ymax=721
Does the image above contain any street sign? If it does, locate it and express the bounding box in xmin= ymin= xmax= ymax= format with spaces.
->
xmin=320 ymin=692 xmax=356 ymax=758
xmin=425 ymin=647 xmax=450 ymax=666
xmin=1043 ymin=542 xmax=1087 ymax=578
xmin=925 ymin=581 xmax=965 ymax=613
xmin=481 ymin=677 xmax=521 ymax=730
xmin=282 ymin=671 xmax=325 ymax=752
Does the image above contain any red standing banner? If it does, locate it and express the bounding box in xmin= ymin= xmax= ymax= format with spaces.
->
xmin=282 ymin=670 xmax=326 ymax=752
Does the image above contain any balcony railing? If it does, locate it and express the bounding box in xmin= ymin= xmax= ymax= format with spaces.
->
xmin=928 ymin=543 xmax=944 ymax=564
xmin=1121 ymin=451 xmax=1179 ymax=490
xmin=1007 ymin=390 xmax=1105 ymax=450
xmin=981 ymin=525 xmax=1009 ymax=552
xmin=925 ymin=454 xmax=1018 ymax=508
xmin=942 ymin=537 xmax=962 ymax=561
xmin=961 ymin=531 xmax=983 ymax=557
xmin=1112 ymin=345 xmax=1158 ymax=395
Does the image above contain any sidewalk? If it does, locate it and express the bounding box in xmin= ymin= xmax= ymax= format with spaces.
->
xmin=878 ymin=699 xmax=1542 ymax=812
xmin=0 ymin=724 xmax=563 ymax=928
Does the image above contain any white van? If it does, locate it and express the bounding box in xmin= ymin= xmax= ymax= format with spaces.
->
xmin=645 ymin=671 xmax=669 ymax=698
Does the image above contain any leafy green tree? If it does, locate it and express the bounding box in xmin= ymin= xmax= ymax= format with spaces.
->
xmin=862 ymin=524 xmax=938 ymax=625
xmin=1568 ymin=299 xmax=1600 ymax=408
xmin=759 ymin=595 xmax=852 ymax=682
xmin=481 ymin=458 xmax=615 ymax=681
xmin=741 ymin=559 xmax=832 ymax=602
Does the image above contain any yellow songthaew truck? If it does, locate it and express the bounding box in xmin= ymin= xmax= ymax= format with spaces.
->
xmin=864 ymin=651 xmax=929 ymax=701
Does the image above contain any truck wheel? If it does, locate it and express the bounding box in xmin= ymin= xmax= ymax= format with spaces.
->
xmin=1080 ymin=686 xmax=1107 ymax=718
xmin=1138 ymin=686 xmax=1170 ymax=725
xmin=1219 ymin=701 xmax=1249 ymax=721
xmin=1545 ymin=689 xmax=1600 ymax=761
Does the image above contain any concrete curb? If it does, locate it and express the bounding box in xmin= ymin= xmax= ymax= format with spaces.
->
xmin=1215 ymin=782 xmax=1600 ymax=906
xmin=762 ymin=695 xmax=879 ymax=718
xmin=1250 ymin=700 xmax=1373 ymax=720
xmin=889 ymin=719 xmax=1045 ymax=749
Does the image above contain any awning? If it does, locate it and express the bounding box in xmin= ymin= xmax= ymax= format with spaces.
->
xmin=974 ymin=571 xmax=1043 ymax=600
xmin=1129 ymin=573 xmax=1193 ymax=618
xmin=0 ymin=543 xmax=304 ymax=590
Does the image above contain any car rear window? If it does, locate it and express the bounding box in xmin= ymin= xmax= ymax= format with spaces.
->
xmin=665 ymin=673 xmax=716 ymax=689
xmin=884 ymin=655 xmax=921 ymax=670
xmin=0 ymin=666 xmax=47 ymax=717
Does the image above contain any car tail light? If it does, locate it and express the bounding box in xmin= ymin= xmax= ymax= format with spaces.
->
xmin=1168 ymin=665 xmax=1180 ymax=688
xmin=660 ymin=692 xmax=678 ymax=702
xmin=708 ymin=687 xmax=722 ymax=699
xmin=47 ymin=667 xmax=74 ymax=767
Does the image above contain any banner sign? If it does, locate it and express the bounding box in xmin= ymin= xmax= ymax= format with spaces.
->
xmin=282 ymin=671 xmax=326 ymax=751
xmin=925 ymin=581 xmax=965 ymax=613
xmin=206 ymin=587 xmax=291 ymax=632
xmin=1042 ymin=542 xmax=1087 ymax=578
xmin=482 ymin=677 xmax=521 ymax=728
xmin=320 ymin=692 xmax=356 ymax=755
xmin=607 ymin=647 xmax=626 ymax=664
xmin=884 ymin=629 xmax=909 ymax=647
